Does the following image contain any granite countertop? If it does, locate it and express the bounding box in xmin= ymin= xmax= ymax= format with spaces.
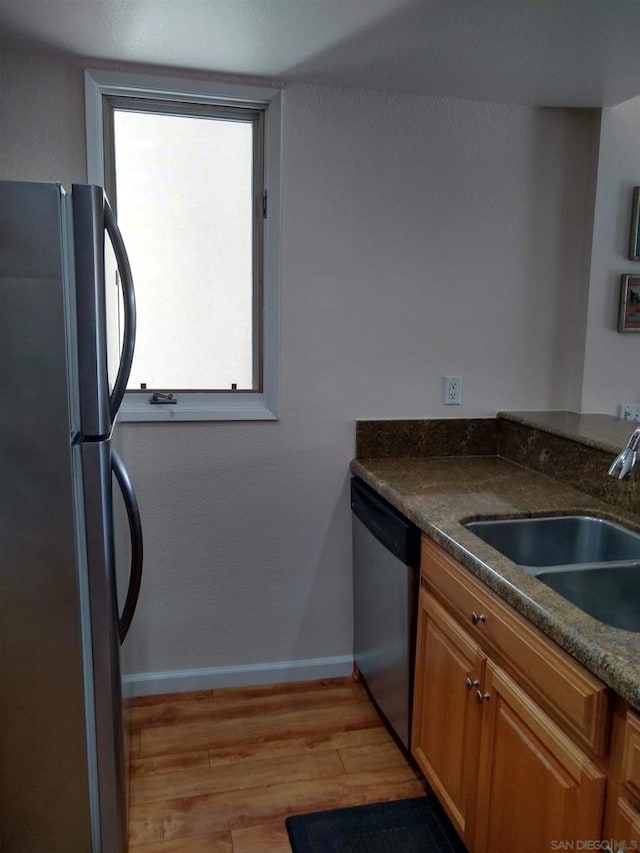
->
xmin=499 ymin=410 xmax=638 ymax=454
xmin=350 ymin=453 xmax=640 ymax=711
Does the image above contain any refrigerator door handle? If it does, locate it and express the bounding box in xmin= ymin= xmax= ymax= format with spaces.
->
xmin=104 ymin=197 xmax=136 ymax=420
xmin=111 ymin=448 xmax=143 ymax=644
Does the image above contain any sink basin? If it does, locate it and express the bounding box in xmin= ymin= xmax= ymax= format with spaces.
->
xmin=464 ymin=515 xmax=640 ymax=571
xmin=465 ymin=514 xmax=640 ymax=631
xmin=536 ymin=564 xmax=640 ymax=632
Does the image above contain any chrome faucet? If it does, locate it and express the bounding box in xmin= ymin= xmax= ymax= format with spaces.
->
xmin=608 ymin=426 xmax=640 ymax=479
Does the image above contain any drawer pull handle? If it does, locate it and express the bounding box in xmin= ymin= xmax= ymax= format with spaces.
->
xmin=465 ymin=677 xmax=480 ymax=691
xmin=470 ymin=611 xmax=486 ymax=625
xmin=475 ymin=690 xmax=491 ymax=703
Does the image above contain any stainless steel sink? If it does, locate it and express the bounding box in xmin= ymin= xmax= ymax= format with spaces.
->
xmin=536 ymin=564 xmax=640 ymax=632
xmin=464 ymin=514 xmax=640 ymax=631
xmin=464 ymin=515 xmax=640 ymax=572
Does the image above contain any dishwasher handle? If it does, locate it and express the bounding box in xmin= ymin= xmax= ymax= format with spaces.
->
xmin=351 ymin=477 xmax=420 ymax=565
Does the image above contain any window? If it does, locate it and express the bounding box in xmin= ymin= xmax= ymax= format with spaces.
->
xmin=85 ymin=70 xmax=281 ymax=421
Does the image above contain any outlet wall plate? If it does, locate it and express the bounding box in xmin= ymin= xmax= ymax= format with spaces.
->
xmin=619 ymin=403 xmax=640 ymax=421
xmin=444 ymin=375 xmax=462 ymax=405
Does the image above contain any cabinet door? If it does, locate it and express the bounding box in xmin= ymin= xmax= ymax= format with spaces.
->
xmin=474 ymin=660 xmax=606 ymax=853
xmin=411 ymin=588 xmax=484 ymax=845
xmin=608 ymin=798 xmax=640 ymax=851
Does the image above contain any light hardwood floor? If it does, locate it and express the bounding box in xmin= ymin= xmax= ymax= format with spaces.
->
xmin=128 ymin=677 xmax=427 ymax=852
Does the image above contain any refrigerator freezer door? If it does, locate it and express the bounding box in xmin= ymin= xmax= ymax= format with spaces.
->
xmin=73 ymin=183 xmax=113 ymax=439
xmin=103 ymin=195 xmax=136 ymax=420
xmin=72 ymin=185 xmax=137 ymax=438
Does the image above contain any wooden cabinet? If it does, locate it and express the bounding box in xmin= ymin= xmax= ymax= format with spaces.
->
xmin=412 ymin=589 xmax=483 ymax=845
xmin=412 ymin=536 xmax=609 ymax=853
xmin=474 ymin=661 xmax=605 ymax=853
xmin=604 ymin=705 xmax=640 ymax=851
xmin=419 ymin=536 xmax=610 ymax=756
xmin=608 ymin=799 xmax=640 ymax=851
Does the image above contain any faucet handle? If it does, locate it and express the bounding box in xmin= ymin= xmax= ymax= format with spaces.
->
xmin=626 ymin=425 xmax=640 ymax=452
xmin=608 ymin=426 xmax=640 ymax=479
xmin=608 ymin=449 xmax=635 ymax=480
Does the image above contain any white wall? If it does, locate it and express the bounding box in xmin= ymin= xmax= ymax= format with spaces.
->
xmin=581 ymin=96 xmax=640 ymax=414
xmin=0 ymin=50 xmax=599 ymax=690
xmin=0 ymin=52 xmax=86 ymax=186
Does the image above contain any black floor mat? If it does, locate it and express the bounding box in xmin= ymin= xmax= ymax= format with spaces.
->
xmin=285 ymin=795 xmax=467 ymax=852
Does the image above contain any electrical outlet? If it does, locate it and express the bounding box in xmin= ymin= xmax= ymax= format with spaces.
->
xmin=444 ymin=375 xmax=462 ymax=405
xmin=619 ymin=403 xmax=640 ymax=421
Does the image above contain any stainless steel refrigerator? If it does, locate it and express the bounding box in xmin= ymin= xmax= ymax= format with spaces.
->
xmin=0 ymin=180 xmax=143 ymax=852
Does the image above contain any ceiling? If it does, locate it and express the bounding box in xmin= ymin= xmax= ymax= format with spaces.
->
xmin=2 ymin=0 xmax=640 ymax=108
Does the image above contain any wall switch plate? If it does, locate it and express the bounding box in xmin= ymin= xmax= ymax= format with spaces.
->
xmin=619 ymin=403 xmax=640 ymax=421
xmin=444 ymin=375 xmax=462 ymax=405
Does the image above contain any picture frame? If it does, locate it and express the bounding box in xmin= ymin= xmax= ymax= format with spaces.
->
xmin=619 ymin=274 xmax=640 ymax=332
xmin=629 ymin=186 xmax=640 ymax=260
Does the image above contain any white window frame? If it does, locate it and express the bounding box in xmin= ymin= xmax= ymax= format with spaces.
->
xmin=84 ymin=68 xmax=281 ymax=422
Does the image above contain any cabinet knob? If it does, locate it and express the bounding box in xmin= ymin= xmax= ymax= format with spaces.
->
xmin=465 ymin=677 xmax=480 ymax=690
xmin=470 ymin=611 xmax=486 ymax=625
xmin=475 ymin=689 xmax=491 ymax=703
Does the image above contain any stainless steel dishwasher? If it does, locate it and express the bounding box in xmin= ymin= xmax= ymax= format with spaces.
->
xmin=351 ymin=477 xmax=420 ymax=750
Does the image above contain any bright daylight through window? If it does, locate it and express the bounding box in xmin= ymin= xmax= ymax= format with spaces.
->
xmin=110 ymin=105 xmax=257 ymax=392
xmin=85 ymin=71 xmax=281 ymax=421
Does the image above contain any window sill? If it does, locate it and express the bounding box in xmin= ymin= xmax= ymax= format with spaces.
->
xmin=116 ymin=392 xmax=278 ymax=422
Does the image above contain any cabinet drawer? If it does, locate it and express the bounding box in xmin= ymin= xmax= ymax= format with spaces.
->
xmin=622 ymin=711 xmax=640 ymax=803
xmin=421 ymin=536 xmax=610 ymax=756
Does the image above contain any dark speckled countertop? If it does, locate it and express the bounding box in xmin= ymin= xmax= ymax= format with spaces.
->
xmin=351 ymin=431 xmax=640 ymax=711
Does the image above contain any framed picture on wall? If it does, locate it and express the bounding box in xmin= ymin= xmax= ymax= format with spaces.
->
xmin=629 ymin=187 xmax=640 ymax=260
xmin=619 ymin=274 xmax=640 ymax=332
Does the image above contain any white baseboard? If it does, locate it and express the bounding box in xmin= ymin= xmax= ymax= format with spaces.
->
xmin=122 ymin=654 xmax=354 ymax=698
